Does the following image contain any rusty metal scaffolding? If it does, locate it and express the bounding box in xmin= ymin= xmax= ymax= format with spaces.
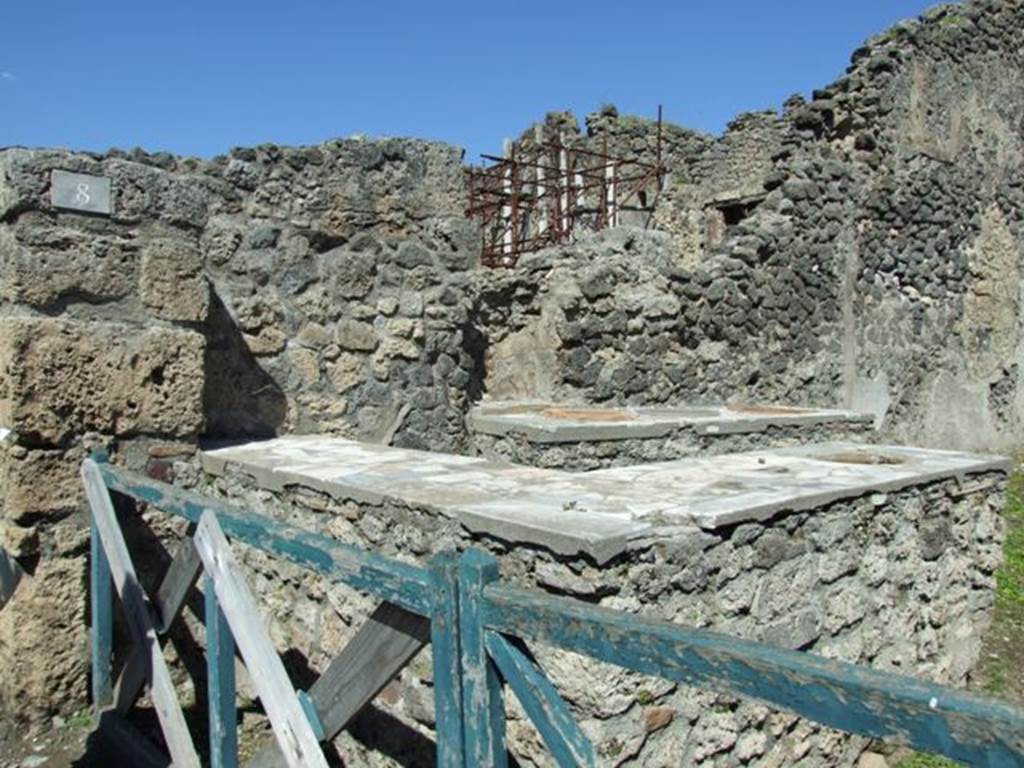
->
xmin=466 ymin=109 xmax=667 ymax=267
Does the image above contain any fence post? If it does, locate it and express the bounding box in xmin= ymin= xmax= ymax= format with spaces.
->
xmin=90 ymin=511 xmax=113 ymax=710
xmin=429 ymin=552 xmax=464 ymax=768
xmin=87 ymin=451 xmax=113 ymax=712
xmin=458 ymin=549 xmax=507 ymax=768
xmin=206 ymin=574 xmax=238 ymax=768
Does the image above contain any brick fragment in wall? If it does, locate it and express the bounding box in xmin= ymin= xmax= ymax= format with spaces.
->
xmin=0 ymin=317 xmax=205 ymax=445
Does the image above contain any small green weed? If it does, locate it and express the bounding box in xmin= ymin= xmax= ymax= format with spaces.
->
xmin=976 ymin=457 xmax=1024 ymax=701
xmin=994 ymin=467 xmax=1024 ymax=610
xmin=66 ymin=708 xmax=93 ymax=729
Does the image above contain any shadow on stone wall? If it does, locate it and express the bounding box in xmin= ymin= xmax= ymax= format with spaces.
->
xmin=201 ymin=293 xmax=287 ymax=440
xmin=459 ymin=318 xmax=488 ymax=406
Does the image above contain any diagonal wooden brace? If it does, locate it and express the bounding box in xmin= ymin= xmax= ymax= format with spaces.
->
xmin=82 ymin=459 xmax=201 ymax=768
xmin=194 ymin=509 xmax=329 ymax=768
xmin=113 ymin=537 xmax=203 ymax=714
xmin=246 ymin=601 xmax=429 ymax=768
xmin=485 ymin=633 xmax=595 ymax=767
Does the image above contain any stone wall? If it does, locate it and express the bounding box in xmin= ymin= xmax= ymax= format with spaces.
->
xmin=0 ymin=137 xmax=478 ymax=721
xmin=198 ymin=139 xmax=480 ymax=450
xmin=709 ymin=0 xmax=1024 ymax=450
xmin=479 ymin=0 xmax=1024 ymax=452
xmin=190 ymin=456 xmax=1006 ymax=767
xmin=586 ymin=107 xmax=786 ymax=265
xmin=472 ymin=422 xmax=872 ymax=471
xmin=476 ymin=228 xmax=843 ymax=410
xmin=0 ymin=0 xmax=1022 ymax=730
xmin=0 ymin=148 xmax=213 ymax=719
xmin=499 ymin=105 xmax=784 ymax=265
xmin=835 ymin=1 xmax=1024 ymax=451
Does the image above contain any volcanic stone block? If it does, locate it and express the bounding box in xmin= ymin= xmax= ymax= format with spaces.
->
xmin=0 ymin=221 xmax=139 ymax=307
xmin=0 ymin=551 xmax=89 ymax=723
xmin=334 ymin=319 xmax=377 ymax=352
xmin=0 ymin=149 xmax=52 ymax=219
xmin=0 ymin=318 xmax=205 ymax=444
xmin=0 ymin=442 xmax=80 ymax=523
xmin=140 ymin=236 xmax=210 ymax=321
xmin=158 ymin=173 xmax=211 ymax=228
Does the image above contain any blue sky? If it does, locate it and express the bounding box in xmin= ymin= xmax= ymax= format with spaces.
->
xmin=1 ymin=1 xmax=942 ymax=162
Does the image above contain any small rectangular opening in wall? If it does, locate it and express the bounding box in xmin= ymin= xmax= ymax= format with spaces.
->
xmin=720 ymin=202 xmax=749 ymax=226
xmin=713 ymin=192 xmax=765 ymax=223
xmin=704 ymin=192 xmax=767 ymax=245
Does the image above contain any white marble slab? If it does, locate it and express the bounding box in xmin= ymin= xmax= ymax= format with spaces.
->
xmin=201 ymin=437 xmax=1009 ymax=563
xmin=468 ymin=401 xmax=873 ymax=442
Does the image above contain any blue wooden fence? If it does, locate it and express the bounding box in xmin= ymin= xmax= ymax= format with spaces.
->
xmin=86 ymin=457 xmax=1024 ymax=767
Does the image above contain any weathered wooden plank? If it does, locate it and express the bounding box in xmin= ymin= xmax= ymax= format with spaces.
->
xmin=81 ymin=460 xmax=201 ymax=768
xmin=0 ymin=543 xmax=23 ymax=610
xmin=99 ymin=463 xmax=432 ymax=616
xmin=429 ymin=552 xmax=464 ymax=768
xmin=94 ymin=708 xmax=172 ymax=768
xmin=114 ymin=537 xmax=204 ymax=714
xmin=155 ymin=538 xmax=202 ymax=633
xmin=483 ymin=584 xmax=1024 ymax=767
xmin=112 ymin=645 xmax=147 ymax=715
xmin=206 ymin=574 xmax=239 ymax=768
xmin=194 ymin=509 xmax=328 ymax=768
xmin=485 ymin=632 xmax=595 ymax=768
xmin=310 ymin=602 xmax=429 ymax=735
xmin=458 ymin=550 xmax=507 ymax=768
xmin=90 ymin=513 xmax=113 ymax=710
xmin=246 ymin=601 xmax=429 ymax=768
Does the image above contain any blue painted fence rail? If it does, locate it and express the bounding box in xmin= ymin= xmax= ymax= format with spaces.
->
xmin=97 ymin=459 xmax=433 ymax=616
xmin=205 ymin=574 xmax=238 ymax=768
xmin=89 ymin=459 xmax=1024 ymax=767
